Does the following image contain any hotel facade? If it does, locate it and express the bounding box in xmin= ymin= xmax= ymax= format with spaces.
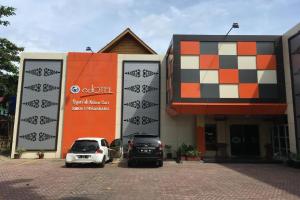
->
xmin=10 ymin=23 xmax=300 ymax=160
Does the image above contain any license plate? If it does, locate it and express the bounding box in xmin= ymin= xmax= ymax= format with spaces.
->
xmin=78 ymin=155 xmax=90 ymax=159
xmin=140 ymin=149 xmax=151 ymax=153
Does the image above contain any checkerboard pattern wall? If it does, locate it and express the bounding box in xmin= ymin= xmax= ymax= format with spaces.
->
xmin=180 ymin=41 xmax=278 ymax=99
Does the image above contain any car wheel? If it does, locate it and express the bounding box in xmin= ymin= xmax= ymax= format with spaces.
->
xmin=127 ymin=160 xmax=133 ymax=168
xmin=99 ymin=156 xmax=106 ymax=168
xmin=65 ymin=163 xmax=72 ymax=168
xmin=158 ymin=160 xmax=163 ymax=167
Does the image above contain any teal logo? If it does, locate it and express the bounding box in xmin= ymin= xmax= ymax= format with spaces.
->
xmin=70 ymin=85 xmax=80 ymax=94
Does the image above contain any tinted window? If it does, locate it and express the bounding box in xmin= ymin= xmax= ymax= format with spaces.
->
xmin=101 ymin=140 xmax=106 ymax=147
xmin=70 ymin=140 xmax=99 ymax=153
xmin=290 ymin=33 xmax=300 ymax=153
xmin=205 ymin=124 xmax=217 ymax=151
xmin=104 ymin=140 xmax=109 ymax=147
xmin=133 ymin=136 xmax=159 ymax=144
xmin=110 ymin=139 xmax=121 ymax=147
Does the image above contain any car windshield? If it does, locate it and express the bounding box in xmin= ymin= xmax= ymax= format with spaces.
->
xmin=70 ymin=140 xmax=99 ymax=153
xmin=133 ymin=135 xmax=159 ymax=145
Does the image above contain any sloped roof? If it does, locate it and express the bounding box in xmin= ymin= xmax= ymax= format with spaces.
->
xmin=98 ymin=28 xmax=157 ymax=54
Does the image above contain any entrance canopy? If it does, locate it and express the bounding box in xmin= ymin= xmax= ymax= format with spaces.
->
xmin=167 ymin=102 xmax=287 ymax=116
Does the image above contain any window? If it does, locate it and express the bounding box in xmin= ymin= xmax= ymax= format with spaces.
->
xmin=110 ymin=139 xmax=121 ymax=147
xmin=101 ymin=140 xmax=106 ymax=147
xmin=205 ymin=124 xmax=217 ymax=151
xmin=70 ymin=140 xmax=99 ymax=153
xmin=289 ymin=32 xmax=300 ymax=152
xmin=272 ymin=125 xmax=289 ymax=159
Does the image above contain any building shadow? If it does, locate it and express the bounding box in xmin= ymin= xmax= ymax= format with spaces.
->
xmin=118 ymin=159 xmax=160 ymax=168
xmin=61 ymin=159 xmax=113 ymax=168
xmin=219 ymin=163 xmax=300 ymax=198
xmin=0 ymin=178 xmax=45 ymax=200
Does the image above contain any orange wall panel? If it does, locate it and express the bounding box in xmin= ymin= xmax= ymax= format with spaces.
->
xmin=62 ymin=53 xmax=118 ymax=157
xmin=196 ymin=127 xmax=206 ymax=155
xmin=237 ymin=42 xmax=256 ymax=55
xmin=200 ymin=55 xmax=219 ymax=69
xmin=219 ymin=69 xmax=239 ymax=83
xmin=181 ymin=83 xmax=201 ymax=98
xmin=257 ymin=55 xmax=277 ymax=69
xmin=239 ymin=84 xmax=259 ymax=98
xmin=180 ymin=41 xmax=200 ymax=55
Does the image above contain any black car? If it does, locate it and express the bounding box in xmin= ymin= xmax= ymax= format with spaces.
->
xmin=127 ymin=135 xmax=163 ymax=167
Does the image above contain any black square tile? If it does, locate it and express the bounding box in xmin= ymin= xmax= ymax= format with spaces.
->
xmin=181 ymin=69 xmax=200 ymax=83
xmin=200 ymin=42 xmax=218 ymax=54
xmin=239 ymin=70 xmax=257 ymax=83
xmin=201 ymin=84 xmax=219 ymax=98
xmin=220 ymin=55 xmax=238 ymax=69
xmin=259 ymin=84 xmax=278 ymax=98
xmin=257 ymin=42 xmax=275 ymax=54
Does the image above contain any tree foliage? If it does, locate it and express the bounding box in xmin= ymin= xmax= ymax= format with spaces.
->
xmin=0 ymin=5 xmax=24 ymax=97
xmin=0 ymin=6 xmax=15 ymax=26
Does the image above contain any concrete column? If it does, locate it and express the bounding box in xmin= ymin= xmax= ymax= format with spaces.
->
xmin=282 ymin=23 xmax=300 ymax=154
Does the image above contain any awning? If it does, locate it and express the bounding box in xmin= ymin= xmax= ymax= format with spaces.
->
xmin=167 ymin=102 xmax=287 ymax=116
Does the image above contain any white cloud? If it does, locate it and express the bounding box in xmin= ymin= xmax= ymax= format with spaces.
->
xmin=1 ymin=0 xmax=299 ymax=54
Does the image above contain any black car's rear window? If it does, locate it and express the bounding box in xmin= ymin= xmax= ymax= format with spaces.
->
xmin=70 ymin=140 xmax=99 ymax=153
xmin=133 ymin=136 xmax=159 ymax=144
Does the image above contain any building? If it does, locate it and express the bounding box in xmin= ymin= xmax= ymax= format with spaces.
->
xmin=10 ymin=23 xmax=300 ymax=160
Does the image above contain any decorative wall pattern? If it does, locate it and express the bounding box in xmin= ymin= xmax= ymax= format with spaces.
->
xmin=179 ymin=41 xmax=280 ymax=99
xmin=122 ymin=62 xmax=160 ymax=139
xmin=17 ymin=60 xmax=62 ymax=150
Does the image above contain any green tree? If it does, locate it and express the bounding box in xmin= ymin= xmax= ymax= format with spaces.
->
xmin=0 ymin=5 xmax=24 ymax=97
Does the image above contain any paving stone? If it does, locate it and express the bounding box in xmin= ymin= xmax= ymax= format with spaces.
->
xmin=0 ymin=160 xmax=299 ymax=200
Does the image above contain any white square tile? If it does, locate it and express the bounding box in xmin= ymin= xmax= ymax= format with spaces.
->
xmin=220 ymin=84 xmax=239 ymax=98
xmin=218 ymin=42 xmax=237 ymax=55
xmin=257 ymin=70 xmax=277 ymax=83
xmin=180 ymin=56 xmax=199 ymax=69
xmin=238 ymin=56 xmax=256 ymax=69
xmin=199 ymin=70 xmax=219 ymax=83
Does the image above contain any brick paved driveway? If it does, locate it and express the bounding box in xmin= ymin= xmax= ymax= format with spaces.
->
xmin=0 ymin=159 xmax=300 ymax=200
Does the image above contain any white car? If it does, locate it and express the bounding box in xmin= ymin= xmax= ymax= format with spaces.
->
xmin=65 ymin=137 xmax=110 ymax=168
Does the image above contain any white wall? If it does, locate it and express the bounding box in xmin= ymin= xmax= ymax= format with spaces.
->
xmin=282 ymin=23 xmax=300 ymax=154
xmin=11 ymin=52 xmax=67 ymax=159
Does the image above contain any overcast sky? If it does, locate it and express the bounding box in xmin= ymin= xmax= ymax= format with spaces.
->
xmin=1 ymin=0 xmax=300 ymax=54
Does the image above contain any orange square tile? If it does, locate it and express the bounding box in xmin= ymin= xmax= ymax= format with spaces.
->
xmin=200 ymin=55 xmax=219 ymax=69
xmin=237 ymin=42 xmax=257 ymax=55
xmin=180 ymin=41 xmax=200 ymax=55
xmin=239 ymin=83 xmax=259 ymax=98
xmin=219 ymin=69 xmax=239 ymax=83
xmin=181 ymin=83 xmax=201 ymax=98
xmin=256 ymin=55 xmax=277 ymax=69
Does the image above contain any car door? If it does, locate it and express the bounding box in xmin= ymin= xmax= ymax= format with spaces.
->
xmin=101 ymin=139 xmax=109 ymax=161
xmin=110 ymin=139 xmax=121 ymax=158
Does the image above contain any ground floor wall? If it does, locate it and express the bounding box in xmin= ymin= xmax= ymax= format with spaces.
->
xmin=204 ymin=117 xmax=273 ymax=158
xmin=163 ymin=115 xmax=275 ymax=159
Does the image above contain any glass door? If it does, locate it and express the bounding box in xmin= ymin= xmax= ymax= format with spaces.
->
xmin=230 ymin=125 xmax=260 ymax=157
xmin=271 ymin=125 xmax=289 ymax=160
